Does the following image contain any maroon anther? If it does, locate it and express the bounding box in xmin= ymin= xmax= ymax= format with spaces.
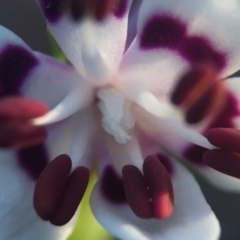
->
xmin=0 ymin=122 xmax=46 ymax=149
xmin=143 ymin=156 xmax=174 ymax=219
xmin=34 ymin=154 xmax=90 ymax=225
xmin=185 ymin=82 xmax=226 ymax=124
xmin=0 ymin=97 xmax=49 ymax=121
xmin=203 ymin=149 xmax=240 ymax=179
xmin=207 ymin=128 xmax=240 ymax=153
xmin=122 ymin=165 xmax=153 ymax=218
xmin=0 ymin=97 xmax=48 ymax=148
xmin=171 ymin=66 xmax=217 ymax=106
xmin=50 ymin=166 xmax=90 ymax=226
xmin=122 ymin=156 xmax=174 ymax=219
xmin=34 ymin=154 xmax=72 ymax=220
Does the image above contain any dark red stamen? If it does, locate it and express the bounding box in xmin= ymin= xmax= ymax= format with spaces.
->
xmin=203 ymin=149 xmax=240 ymax=179
xmin=122 ymin=156 xmax=174 ymax=219
xmin=143 ymin=156 xmax=174 ymax=219
xmin=185 ymin=86 xmax=215 ymax=124
xmin=185 ymin=82 xmax=226 ymax=124
xmin=34 ymin=154 xmax=72 ymax=220
xmin=0 ymin=97 xmax=48 ymax=121
xmin=122 ymin=165 xmax=153 ymax=218
xmin=0 ymin=122 xmax=46 ymax=149
xmin=50 ymin=166 xmax=90 ymax=226
xmin=171 ymin=66 xmax=216 ymax=106
xmin=207 ymin=128 xmax=240 ymax=153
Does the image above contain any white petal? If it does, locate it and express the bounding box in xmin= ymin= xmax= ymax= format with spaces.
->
xmin=119 ymin=0 xmax=240 ymax=100
xmin=23 ymin=53 xmax=93 ymax=125
xmin=137 ymin=0 xmax=240 ymax=76
xmin=90 ymin=154 xmax=220 ymax=240
xmin=139 ymin=77 xmax=240 ymax=192
xmin=45 ymin=106 xmax=99 ymax=169
xmin=118 ymin=80 xmax=214 ymax=149
xmin=119 ymin=39 xmax=190 ymax=98
xmin=0 ymin=25 xmax=93 ymax=124
xmin=98 ymin=133 xmax=144 ymax=175
xmin=0 ymin=150 xmax=73 ymax=240
xmin=35 ymin=0 xmax=133 ymax=85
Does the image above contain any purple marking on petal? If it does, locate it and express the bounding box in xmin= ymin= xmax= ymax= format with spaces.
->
xmin=184 ymin=145 xmax=208 ymax=166
xmin=0 ymin=45 xmax=38 ymax=96
xmin=17 ymin=144 xmax=49 ymax=180
xmin=0 ymin=46 xmax=48 ymax=179
xmin=185 ymin=92 xmax=240 ymax=165
xmin=156 ymin=153 xmax=174 ymax=175
xmin=140 ymin=15 xmax=186 ymax=49
xmin=101 ymin=165 xmax=127 ymax=204
xmin=40 ymin=0 xmax=63 ymax=23
xmin=114 ymin=0 xmax=127 ymax=19
xmin=180 ymin=36 xmax=226 ymax=71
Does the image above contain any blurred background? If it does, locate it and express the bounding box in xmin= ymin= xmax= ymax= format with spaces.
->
xmin=1 ymin=1 xmax=240 ymax=239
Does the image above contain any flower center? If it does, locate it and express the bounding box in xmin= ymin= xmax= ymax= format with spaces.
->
xmin=97 ymin=86 xmax=135 ymax=144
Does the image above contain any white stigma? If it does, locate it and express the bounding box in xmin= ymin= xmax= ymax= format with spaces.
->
xmin=97 ymin=87 xmax=135 ymax=144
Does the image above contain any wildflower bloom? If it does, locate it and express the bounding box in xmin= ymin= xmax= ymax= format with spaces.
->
xmin=1 ymin=0 xmax=240 ymax=239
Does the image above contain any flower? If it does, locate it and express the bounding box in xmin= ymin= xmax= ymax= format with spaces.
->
xmin=1 ymin=0 xmax=240 ymax=239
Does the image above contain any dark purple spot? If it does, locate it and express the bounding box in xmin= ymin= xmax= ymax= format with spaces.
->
xmin=185 ymin=92 xmax=240 ymax=165
xmin=0 ymin=45 xmax=38 ymax=96
xmin=101 ymin=165 xmax=126 ymax=204
xmin=180 ymin=36 xmax=226 ymax=71
xmin=114 ymin=0 xmax=127 ymax=19
xmin=184 ymin=145 xmax=208 ymax=166
xmin=156 ymin=153 xmax=174 ymax=174
xmin=140 ymin=15 xmax=186 ymax=49
xmin=40 ymin=0 xmax=63 ymax=23
xmin=18 ymin=144 xmax=49 ymax=180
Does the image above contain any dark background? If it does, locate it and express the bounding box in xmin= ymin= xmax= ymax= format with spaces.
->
xmin=1 ymin=1 xmax=240 ymax=239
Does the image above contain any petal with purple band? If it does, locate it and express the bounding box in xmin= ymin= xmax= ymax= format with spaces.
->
xmin=137 ymin=0 xmax=240 ymax=76
xmin=90 ymin=154 xmax=220 ymax=240
xmin=146 ymin=77 xmax=240 ymax=192
xmin=191 ymin=77 xmax=240 ymax=191
xmin=120 ymin=0 xmax=240 ymax=102
xmin=45 ymin=106 xmax=99 ymax=170
xmin=0 ymin=25 xmax=94 ymax=238
xmin=0 ymin=150 xmax=73 ymax=239
xmin=35 ymin=0 xmax=133 ymax=83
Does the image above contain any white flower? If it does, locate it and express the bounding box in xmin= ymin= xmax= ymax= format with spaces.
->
xmin=1 ymin=0 xmax=240 ymax=239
